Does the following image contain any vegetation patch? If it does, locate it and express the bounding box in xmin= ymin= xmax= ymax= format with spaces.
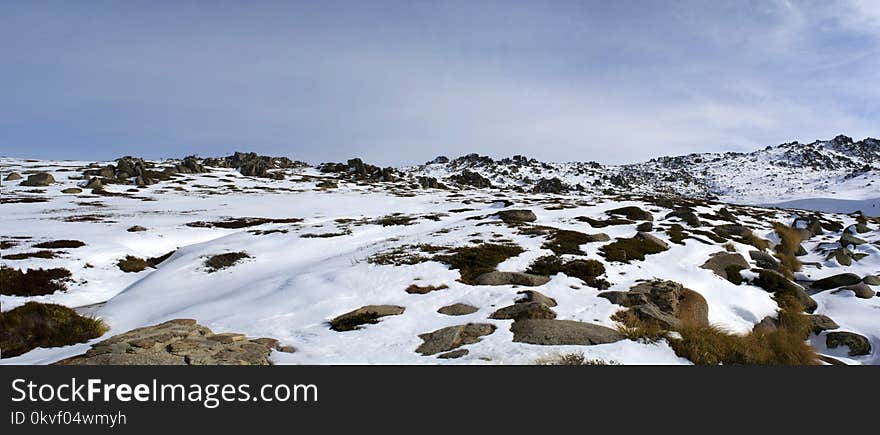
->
xmin=367 ymin=244 xmax=444 ymax=266
xmin=771 ymin=222 xmax=803 ymax=278
xmin=434 ymin=243 xmax=524 ymax=284
xmin=117 ymin=256 xmax=149 ymax=273
xmin=599 ymin=237 xmax=667 ymax=263
xmin=4 ymin=250 xmax=59 ymax=260
xmin=405 ymin=284 xmax=449 ymax=294
xmin=542 ymin=229 xmax=590 ymax=255
xmin=301 ymin=230 xmax=351 ymax=238
xmin=204 ymin=252 xmax=252 ymax=272
xmin=0 ymin=302 xmax=108 ymax=358
xmin=0 ymin=266 xmax=72 ymax=296
xmin=576 ymin=216 xmax=634 ymax=228
xmin=535 ymin=352 xmax=620 ymax=366
xmin=526 ymin=255 xmax=610 ymax=289
xmin=373 ymin=214 xmax=417 ymax=226
xmin=33 ymin=240 xmax=86 ymax=249
xmin=186 ymin=217 xmax=303 ymax=229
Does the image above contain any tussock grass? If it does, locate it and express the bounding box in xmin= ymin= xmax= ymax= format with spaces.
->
xmin=434 ymin=243 xmax=524 ymax=284
xmin=0 ymin=266 xmax=72 ymax=296
xmin=204 ymin=252 xmax=251 ymax=272
xmin=772 ymin=222 xmax=803 ymax=278
xmin=0 ymin=302 xmax=107 ymax=358
xmin=599 ymin=237 xmax=667 ymax=263
xmin=33 ymin=240 xmax=85 ymax=249
xmin=527 ymin=255 xmax=609 ymax=289
xmin=535 ymin=352 xmax=620 ymax=366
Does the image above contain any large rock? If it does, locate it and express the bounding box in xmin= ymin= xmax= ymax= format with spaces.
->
xmin=700 ymin=252 xmax=749 ymax=282
xmin=793 ymin=216 xmax=823 ymax=239
xmin=808 ymin=314 xmax=839 ymax=335
xmin=634 ymin=231 xmax=669 ymax=250
xmin=19 ymin=172 xmax=55 ymax=186
xmin=863 ymin=275 xmax=880 ymax=286
xmin=532 ymin=177 xmax=569 ymax=194
xmin=828 ymin=247 xmax=853 ymax=266
xmin=598 ymin=280 xmax=709 ymax=329
xmin=449 ymin=170 xmax=492 ymax=188
xmin=329 ymin=305 xmax=405 ymax=331
xmin=510 ymin=319 xmax=625 ymax=345
xmin=437 ymin=303 xmax=479 ymax=316
xmin=474 ymin=271 xmax=550 ymax=287
xmin=607 ymin=206 xmax=653 ymax=221
xmin=812 ymin=273 xmax=862 ymax=290
xmin=835 ymin=283 xmax=875 ymax=299
xmin=826 ymin=331 xmax=871 ymax=356
xmin=415 ymin=323 xmax=496 ymax=356
xmin=5 ymin=172 xmax=22 ymax=181
xmin=749 ymin=250 xmax=780 ymax=270
xmin=56 ymin=319 xmax=281 ymax=365
xmin=490 ymin=302 xmax=556 ymax=320
xmin=840 ymin=232 xmax=867 ymax=247
xmin=666 ymin=208 xmax=701 ymax=227
xmin=497 ymin=209 xmax=537 ymax=223
xmin=751 ymin=269 xmax=817 ymax=313
xmin=516 ymin=290 xmax=557 ymax=307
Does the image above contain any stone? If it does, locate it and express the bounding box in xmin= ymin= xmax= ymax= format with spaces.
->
xmin=701 ymin=252 xmax=749 ymax=281
xmin=437 ymin=303 xmax=479 ymax=316
xmin=19 ymin=172 xmax=55 ymax=186
xmin=437 ymin=349 xmax=469 ymax=359
xmin=329 ymin=305 xmax=405 ymax=331
xmin=606 ymin=206 xmax=653 ymax=221
xmin=749 ymin=250 xmax=779 ymax=270
xmin=585 ymin=233 xmax=611 ymax=242
xmin=829 ymin=247 xmax=853 ymax=266
xmin=792 ymin=216 xmax=823 ymax=239
xmin=415 ymin=323 xmax=496 ymax=356
xmin=863 ymin=275 xmax=880 ymax=286
xmin=449 ymin=170 xmax=492 ymax=188
xmin=598 ymin=280 xmax=709 ymax=329
xmin=490 ymin=302 xmax=557 ymax=320
xmin=55 ymin=319 xmax=275 ymax=365
xmin=515 ymin=290 xmax=557 ymax=307
xmin=752 ymin=316 xmax=779 ymax=334
xmin=826 ymin=331 xmax=871 ymax=356
xmin=634 ymin=231 xmax=669 ymax=250
xmin=473 ymin=271 xmax=550 ymax=287
xmin=316 ymin=180 xmax=338 ymax=189
xmin=751 ymin=269 xmax=818 ymax=313
xmin=808 ymin=315 xmax=839 ymax=335
xmin=835 ymin=283 xmax=875 ymax=299
xmin=5 ymin=172 xmax=22 ymax=181
xmin=532 ymin=177 xmax=569 ymax=194
xmin=510 ymin=319 xmax=625 ymax=345
xmin=497 ymin=209 xmax=537 ymax=223
xmin=666 ymin=208 xmax=701 ymax=227
xmin=61 ymin=188 xmax=83 ymax=194
xmin=840 ymin=232 xmax=867 ymax=247
xmin=83 ymin=177 xmax=103 ymax=189
xmin=812 ymin=273 xmax=862 ymax=290
xmin=127 ymin=225 xmax=148 ymax=232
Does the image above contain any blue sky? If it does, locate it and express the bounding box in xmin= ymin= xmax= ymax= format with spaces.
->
xmin=1 ymin=0 xmax=878 ymax=165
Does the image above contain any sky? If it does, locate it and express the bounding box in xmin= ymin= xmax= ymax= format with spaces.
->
xmin=1 ymin=0 xmax=878 ymax=166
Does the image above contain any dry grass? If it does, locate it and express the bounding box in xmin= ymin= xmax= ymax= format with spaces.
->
xmin=771 ymin=222 xmax=803 ymax=278
xmin=117 ymin=255 xmax=149 ymax=273
xmin=0 ymin=302 xmax=107 ymax=358
xmin=204 ymin=252 xmax=251 ymax=272
xmin=535 ymin=352 xmax=620 ymax=366
xmin=0 ymin=266 xmax=72 ymax=296
xmin=527 ymin=255 xmax=610 ymax=289
xmin=405 ymin=284 xmax=449 ymax=294
xmin=433 ymin=243 xmax=524 ymax=284
xmin=33 ymin=240 xmax=86 ymax=249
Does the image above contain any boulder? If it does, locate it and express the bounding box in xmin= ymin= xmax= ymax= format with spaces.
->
xmin=700 ymin=252 xmax=749 ymax=282
xmin=829 ymin=247 xmax=853 ymax=266
xmin=840 ymin=232 xmax=867 ymax=247
xmin=415 ymin=323 xmax=496 ymax=356
xmin=749 ymin=250 xmax=780 ymax=270
xmin=752 ymin=316 xmax=779 ymax=334
xmin=835 ymin=283 xmax=875 ymax=299
xmin=714 ymin=224 xmax=752 ymax=237
xmin=510 ymin=319 xmax=625 ymax=345
xmin=607 ymin=206 xmax=653 ymax=221
xmin=83 ymin=177 xmax=103 ymax=189
xmin=490 ymin=302 xmax=556 ymax=320
xmin=665 ymin=208 xmax=701 ymax=227
xmin=61 ymin=188 xmax=82 ymax=194
xmin=585 ymin=233 xmax=611 ymax=242
xmin=437 ymin=303 xmax=479 ymax=316
xmin=55 ymin=319 xmax=278 ymax=365
xmin=329 ymin=305 xmax=405 ymax=331
xmin=812 ymin=273 xmax=862 ymax=290
xmin=863 ymin=275 xmax=880 ymax=286
xmin=532 ymin=177 xmax=569 ymax=194
xmin=792 ymin=216 xmax=823 ymax=239
xmin=5 ymin=172 xmax=23 ymax=181
xmin=808 ymin=314 xmax=839 ymax=335
xmin=497 ymin=209 xmax=537 ymax=223
xmin=316 ymin=180 xmax=338 ymax=189
xmin=515 ymin=290 xmax=557 ymax=307
xmin=826 ymin=331 xmax=871 ymax=356
xmin=634 ymin=231 xmax=669 ymax=250
xmin=598 ymin=280 xmax=709 ymax=329
xmin=19 ymin=172 xmax=55 ymax=186
xmin=474 ymin=271 xmax=550 ymax=287
xmin=750 ymin=269 xmax=817 ymax=313
xmin=449 ymin=170 xmax=492 ymax=188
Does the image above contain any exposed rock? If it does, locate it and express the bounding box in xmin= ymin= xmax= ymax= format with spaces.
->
xmin=634 ymin=231 xmax=669 ymax=250
xmin=56 ymin=319 xmax=277 ymax=365
xmin=490 ymin=301 xmax=556 ymax=320
xmin=329 ymin=305 xmax=405 ymax=331
xmin=316 ymin=180 xmax=338 ymax=189
xmin=126 ymin=225 xmax=148 ymax=232
xmin=840 ymin=232 xmax=867 ymax=247
xmin=863 ymin=275 xmax=880 ymax=286
xmin=83 ymin=177 xmax=103 ymax=189
xmin=437 ymin=349 xmax=469 ymax=359
xmin=473 ymin=271 xmax=550 ymax=287
xmin=584 ymin=233 xmax=611 ymax=242
xmin=598 ymin=280 xmax=709 ymax=329
xmin=449 ymin=170 xmax=492 ymax=188
xmin=714 ymin=224 xmax=752 ymax=237
xmin=812 ymin=273 xmax=862 ymax=290
xmin=752 ymin=316 xmax=779 ymax=334
xmin=510 ymin=319 xmax=625 ymax=345
xmin=416 ymin=176 xmax=445 ymax=189
xmin=497 ymin=209 xmax=537 ymax=223
xmin=515 ymin=290 xmax=557 ymax=307
xmin=750 ymin=269 xmax=817 ymax=313
xmin=835 ymin=283 xmax=876 ymax=299
xmin=5 ymin=172 xmax=22 ymax=181
xmin=415 ymin=323 xmax=496 ymax=356
xmin=666 ymin=208 xmax=701 ymax=227
xmin=19 ymin=173 xmax=55 ymax=186
xmin=207 ymin=152 xmax=304 ymax=178
xmin=426 ymin=156 xmax=449 ymax=165
xmin=532 ymin=177 xmax=569 ymax=194
xmin=808 ymin=314 xmax=839 ymax=335
xmin=437 ymin=303 xmax=479 ymax=316
xmin=792 ymin=216 xmax=823 ymax=239
xmin=607 ymin=206 xmax=653 ymax=221
xmin=826 ymin=331 xmax=871 ymax=356
xmin=700 ymin=252 xmax=749 ymax=283
xmin=749 ymin=250 xmax=780 ymax=270
xmin=828 ymin=247 xmax=853 ymax=266
xmin=61 ymin=188 xmax=82 ymax=194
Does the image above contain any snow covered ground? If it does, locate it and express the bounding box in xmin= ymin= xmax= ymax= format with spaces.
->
xmin=2 ymin=156 xmax=878 ymax=365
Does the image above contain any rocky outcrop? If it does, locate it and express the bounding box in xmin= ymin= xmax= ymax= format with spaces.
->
xmin=415 ymin=323 xmax=496 ymax=356
xmin=808 ymin=315 xmax=839 ymax=335
xmin=826 ymin=331 xmax=871 ymax=356
xmin=473 ymin=271 xmax=550 ymax=287
xmin=510 ymin=319 xmax=625 ymax=345
xmin=749 ymin=250 xmax=780 ymax=270
xmin=206 ymin=152 xmax=305 ymax=179
xmin=56 ymin=319 xmax=286 ymax=365
xmin=607 ymin=206 xmax=653 ymax=221
xmin=532 ymin=177 xmax=569 ymax=194
xmin=812 ymin=273 xmax=862 ymax=290
xmin=437 ymin=303 xmax=478 ymax=316
xmin=19 ymin=173 xmax=55 ymax=186
xmin=448 ymin=170 xmax=493 ymax=188
xmin=701 ymin=252 xmax=749 ymax=283
xmin=598 ymin=280 xmax=709 ymax=329
xmin=490 ymin=301 xmax=556 ymax=320
xmin=5 ymin=172 xmax=22 ymax=181
xmin=329 ymin=305 xmax=405 ymax=331
xmin=497 ymin=209 xmax=537 ymax=223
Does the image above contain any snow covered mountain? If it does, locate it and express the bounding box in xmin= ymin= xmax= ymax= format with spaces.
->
xmin=405 ymin=135 xmax=880 ymax=206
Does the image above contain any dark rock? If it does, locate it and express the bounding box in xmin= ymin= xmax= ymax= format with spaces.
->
xmin=126 ymin=225 xmax=148 ymax=232
xmin=840 ymin=232 xmax=867 ymax=247
xmin=427 ymin=156 xmax=449 ymax=165
xmin=750 ymin=269 xmax=817 ymax=313
xmin=532 ymin=177 xmax=569 ymax=194
xmin=812 ymin=273 xmax=862 ymax=290
xmin=808 ymin=314 xmax=839 ymax=335
xmin=20 ymin=173 xmax=55 ymax=186
xmin=749 ymin=250 xmax=780 ymax=270
xmin=490 ymin=302 xmax=556 ymax=320
xmin=473 ymin=271 xmax=550 ymax=287
xmin=415 ymin=323 xmax=496 ymax=356
xmin=666 ymin=208 xmax=701 ymax=227
xmin=510 ymin=319 xmax=625 ymax=345
xmin=437 ymin=303 xmax=479 ymax=316
xmin=863 ymin=275 xmax=880 ymax=286
xmin=316 ymin=180 xmax=338 ymax=189
xmin=329 ymin=305 xmax=405 ymax=331
xmin=416 ymin=176 xmax=446 ymax=189
xmin=635 ymin=231 xmax=669 ymax=250
xmin=61 ymin=187 xmax=83 ymax=194
xmin=497 ymin=209 xmax=537 ymax=223
xmin=5 ymin=172 xmax=23 ymax=181
xmin=835 ymin=283 xmax=875 ymax=299
xmin=515 ymin=290 xmax=557 ymax=307
xmin=437 ymin=349 xmax=468 ymax=359
xmin=598 ymin=280 xmax=709 ymax=329
xmin=752 ymin=316 xmax=779 ymax=334
xmin=607 ymin=206 xmax=653 ymax=221
xmin=701 ymin=252 xmax=749 ymax=282
xmin=826 ymin=331 xmax=871 ymax=356
xmin=449 ymin=170 xmax=492 ymax=188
